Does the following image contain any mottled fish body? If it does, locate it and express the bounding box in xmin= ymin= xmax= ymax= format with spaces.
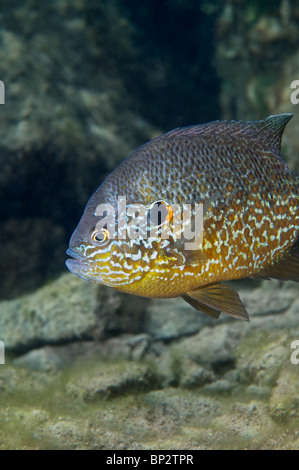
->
xmin=66 ymin=114 xmax=299 ymax=321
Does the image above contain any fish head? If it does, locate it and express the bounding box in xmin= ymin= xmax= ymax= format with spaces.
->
xmin=66 ymin=176 xmax=183 ymax=295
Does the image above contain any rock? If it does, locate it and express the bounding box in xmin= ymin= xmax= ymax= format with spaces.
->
xmin=150 ymin=322 xmax=248 ymax=389
xmin=201 ymin=379 xmax=237 ymax=395
xmin=0 ymin=273 xmax=109 ymax=351
xmin=103 ymin=294 xmax=149 ymax=337
xmin=13 ymin=347 xmax=67 ymax=372
xmin=12 ymin=342 xmax=104 ymax=372
xmin=150 ymin=287 xmax=299 ymax=392
xmin=0 ymin=273 xmax=150 ymax=352
xmin=1 ymin=342 xmax=299 ymax=449
xmin=240 ymin=281 xmax=298 ymax=317
xmin=145 ymin=297 xmax=214 ymax=340
xmin=246 ymin=385 xmax=272 ymax=399
xmin=210 ymin=401 xmax=275 ymax=447
xmin=270 ymin=368 xmax=299 ymax=423
xmin=67 ymin=362 xmax=159 ymax=402
xmin=170 ymin=323 xmax=247 ymax=369
xmin=143 ymin=388 xmax=222 ymax=423
xmin=12 ymin=334 xmax=153 ymax=371
xmin=178 ymin=360 xmax=215 ymax=389
xmin=96 ymin=334 xmax=153 ymax=362
xmin=236 ymin=329 xmax=291 ymax=387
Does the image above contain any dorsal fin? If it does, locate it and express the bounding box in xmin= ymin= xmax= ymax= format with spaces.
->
xmin=253 ymin=113 xmax=294 ymax=154
xmin=162 ymin=113 xmax=293 ymax=155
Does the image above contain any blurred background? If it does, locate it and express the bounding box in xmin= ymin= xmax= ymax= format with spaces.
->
xmin=0 ymin=0 xmax=299 ymax=450
xmin=2 ymin=0 xmax=299 ymax=300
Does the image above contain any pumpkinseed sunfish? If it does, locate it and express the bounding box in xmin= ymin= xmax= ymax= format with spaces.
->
xmin=66 ymin=114 xmax=299 ymax=321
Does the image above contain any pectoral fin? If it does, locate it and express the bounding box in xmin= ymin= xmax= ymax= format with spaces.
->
xmin=183 ymin=249 xmax=208 ymax=266
xmin=182 ymin=283 xmax=249 ymax=321
xmin=165 ymin=193 xmax=221 ymax=267
xmin=182 ymin=293 xmax=221 ymax=319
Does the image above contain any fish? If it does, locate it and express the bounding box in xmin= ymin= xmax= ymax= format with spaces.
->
xmin=66 ymin=113 xmax=299 ymax=321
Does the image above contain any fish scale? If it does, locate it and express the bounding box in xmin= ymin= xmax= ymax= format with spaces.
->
xmin=66 ymin=113 xmax=299 ymax=321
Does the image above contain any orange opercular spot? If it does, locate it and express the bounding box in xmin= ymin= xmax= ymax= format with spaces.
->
xmin=166 ymin=204 xmax=173 ymax=222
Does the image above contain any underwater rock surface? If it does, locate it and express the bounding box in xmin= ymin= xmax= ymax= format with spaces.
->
xmin=0 ymin=273 xmax=148 ymax=352
xmin=0 ymin=276 xmax=299 ymax=449
xmin=1 ymin=335 xmax=299 ymax=449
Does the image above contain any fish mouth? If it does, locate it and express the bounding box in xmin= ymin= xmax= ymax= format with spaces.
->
xmin=66 ymin=248 xmax=90 ymax=275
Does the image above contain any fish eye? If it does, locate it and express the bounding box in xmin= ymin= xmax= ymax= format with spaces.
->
xmin=90 ymin=228 xmax=110 ymax=246
xmin=148 ymin=200 xmax=173 ymax=226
